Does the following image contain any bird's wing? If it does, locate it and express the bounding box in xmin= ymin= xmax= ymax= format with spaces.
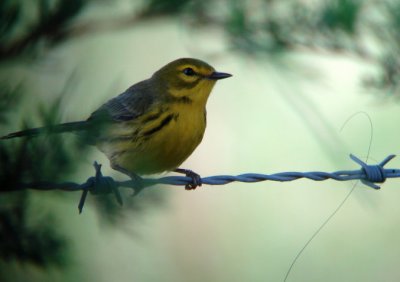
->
xmin=88 ymin=80 xmax=155 ymax=123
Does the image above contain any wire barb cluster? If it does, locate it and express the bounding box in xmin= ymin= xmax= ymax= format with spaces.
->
xmin=7 ymin=154 xmax=400 ymax=213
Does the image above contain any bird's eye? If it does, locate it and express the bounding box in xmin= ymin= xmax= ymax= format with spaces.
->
xmin=183 ymin=68 xmax=195 ymax=76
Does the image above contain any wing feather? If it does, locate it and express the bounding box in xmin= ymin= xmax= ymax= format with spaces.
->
xmin=88 ymin=79 xmax=157 ymax=122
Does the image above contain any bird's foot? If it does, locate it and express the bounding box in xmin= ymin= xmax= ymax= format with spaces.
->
xmin=129 ymin=173 xmax=144 ymax=196
xmin=111 ymin=164 xmax=144 ymax=196
xmin=174 ymin=168 xmax=202 ymax=190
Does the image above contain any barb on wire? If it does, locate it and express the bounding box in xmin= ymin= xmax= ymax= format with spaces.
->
xmin=4 ymin=154 xmax=399 ymax=213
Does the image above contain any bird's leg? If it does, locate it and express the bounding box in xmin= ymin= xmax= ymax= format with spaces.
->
xmin=174 ymin=168 xmax=202 ymax=190
xmin=111 ymin=164 xmax=144 ymax=196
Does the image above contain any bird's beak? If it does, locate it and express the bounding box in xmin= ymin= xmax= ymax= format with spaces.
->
xmin=208 ymin=71 xmax=232 ymax=80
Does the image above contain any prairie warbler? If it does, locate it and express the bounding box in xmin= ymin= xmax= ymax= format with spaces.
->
xmin=2 ymin=58 xmax=232 ymax=189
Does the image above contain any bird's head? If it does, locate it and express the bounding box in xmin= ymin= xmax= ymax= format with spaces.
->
xmin=152 ymin=58 xmax=231 ymax=106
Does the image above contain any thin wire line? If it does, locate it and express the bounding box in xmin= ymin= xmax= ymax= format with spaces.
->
xmin=283 ymin=111 xmax=373 ymax=282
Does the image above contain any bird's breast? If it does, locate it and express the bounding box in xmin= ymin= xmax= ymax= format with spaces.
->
xmin=145 ymin=105 xmax=206 ymax=169
xmin=103 ymin=104 xmax=207 ymax=175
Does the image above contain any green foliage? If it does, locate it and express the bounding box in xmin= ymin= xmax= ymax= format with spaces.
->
xmin=225 ymin=1 xmax=289 ymax=53
xmin=0 ymin=83 xmax=23 ymax=123
xmin=154 ymin=0 xmax=397 ymax=96
xmin=0 ymin=0 xmax=21 ymax=41
xmin=1 ymin=99 xmax=86 ymax=188
xmin=0 ymin=193 xmax=67 ymax=268
xmin=2 ymin=0 xmax=399 ymax=95
xmin=0 ymin=87 xmax=70 ymax=269
xmin=0 ymin=0 xmax=87 ymax=60
xmin=38 ymin=0 xmax=85 ymax=27
xmin=92 ymin=188 xmax=166 ymax=228
xmin=320 ymin=0 xmax=361 ymax=33
xmin=226 ymin=1 xmax=254 ymax=51
xmin=141 ymin=0 xmax=194 ymax=16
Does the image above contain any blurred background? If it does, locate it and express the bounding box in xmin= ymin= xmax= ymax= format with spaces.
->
xmin=1 ymin=0 xmax=400 ymax=281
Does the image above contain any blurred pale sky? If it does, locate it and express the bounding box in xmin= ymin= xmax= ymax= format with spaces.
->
xmin=2 ymin=1 xmax=400 ymax=282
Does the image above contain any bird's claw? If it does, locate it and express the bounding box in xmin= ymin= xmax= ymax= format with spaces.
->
xmin=175 ymin=168 xmax=202 ymax=190
xmin=131 ymin=178 xmax=144 ymax=196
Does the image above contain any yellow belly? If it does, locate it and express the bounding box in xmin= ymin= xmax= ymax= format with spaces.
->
xmin=98 ymin=107 xmax=206 ymax=175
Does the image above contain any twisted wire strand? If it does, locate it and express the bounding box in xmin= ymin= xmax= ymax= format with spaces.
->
xmin=3 ymin=154 xmax=399 ymax=213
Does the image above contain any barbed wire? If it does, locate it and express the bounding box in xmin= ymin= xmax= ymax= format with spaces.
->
xmin=3 ymin=154 xmax=399 ymax=213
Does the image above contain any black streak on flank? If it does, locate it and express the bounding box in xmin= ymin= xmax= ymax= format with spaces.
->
xmin=168 ymin=95 xmax=192 ymax=105
xmin=142 ymin=114 xmax=176 ymax=137
xmin=179 ymin=96 xmax=192 ymax=104
xmin=142 ymin=108 xmax=166 ymax=123
xmin=111 ymin=149 xmax=127 ymax=160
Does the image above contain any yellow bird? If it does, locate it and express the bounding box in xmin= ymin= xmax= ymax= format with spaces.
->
xmin=1 ymin=58 xmax=232 ymax=189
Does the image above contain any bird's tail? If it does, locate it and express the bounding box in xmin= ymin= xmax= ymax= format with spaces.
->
xmin=1 ymin=121 xmax=89 ymax=140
